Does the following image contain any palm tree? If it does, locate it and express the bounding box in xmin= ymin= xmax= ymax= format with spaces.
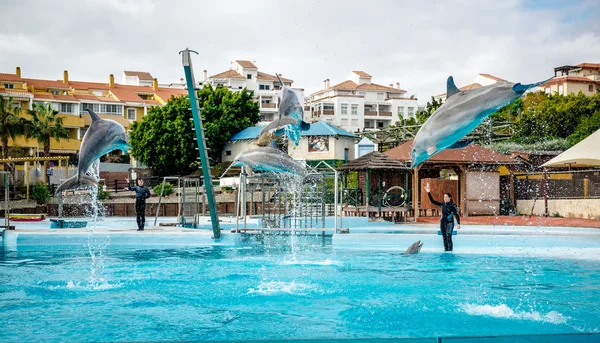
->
xmin=0 ymin=95 xmax=27 ymax=183
xmin=26 ymin=103 xmax=70 ymax=157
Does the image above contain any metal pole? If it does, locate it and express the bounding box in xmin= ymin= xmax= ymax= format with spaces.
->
xmin=241 ymin=169 xmax=247 ymax=230
xmin=181 ymin=48 xmax=221 ymax=239
xmin=5 ymin=173 xmax=10 ymax=228
xmin=334 ymin=171 xmax=339 ymax=233
xmin=153 ymin=178 xmax=166 ymax=226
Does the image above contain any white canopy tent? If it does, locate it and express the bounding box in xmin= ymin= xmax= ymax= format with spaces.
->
xmin=542 ymin=129 xmax=600 ymax=168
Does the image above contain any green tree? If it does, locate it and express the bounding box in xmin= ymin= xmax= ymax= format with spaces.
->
xmin=415 ymin=96 xmax=443 ymax=123
xmin=0 ymin=95 xmax=27 ymax=182
xmin=129 ymin=86 xmax=260 ymax=176
xmin=25 ymin=103 xmax=70 ymax=157
xmin=198 ymin=85 xmax=260 ymax=163
xmin=129 ymin=96 xmax=197 ymax=176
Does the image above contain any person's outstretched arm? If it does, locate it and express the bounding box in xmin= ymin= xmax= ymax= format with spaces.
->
xmin=427 ymin=191 xmax=443 ymax=207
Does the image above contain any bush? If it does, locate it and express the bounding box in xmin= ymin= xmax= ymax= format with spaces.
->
xmin=221 ymin=186 xmax=234 ymax=193
xmin=98 ymin=187 xmax=110 ymax=200
xmin=153 ymin=183 xmax=174 ymax=197
xmin=31 ymin=183 xmax=51 ymax=205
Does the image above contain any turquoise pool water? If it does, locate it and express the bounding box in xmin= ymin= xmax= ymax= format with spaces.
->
xmin=1 ymin=235 xmax=599 ymax=342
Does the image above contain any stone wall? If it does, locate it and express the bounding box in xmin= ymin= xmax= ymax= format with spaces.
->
xmin=516 ymin=199 xmax=600 ymax=220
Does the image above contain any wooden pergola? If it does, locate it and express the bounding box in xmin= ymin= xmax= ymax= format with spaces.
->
xmin=0 ymin=156 xmax=71 ymax=199
xmin=337 ymin=151 xmax=411 ymax=219
xmin=385 ymin=140 xmax=521 ymax=218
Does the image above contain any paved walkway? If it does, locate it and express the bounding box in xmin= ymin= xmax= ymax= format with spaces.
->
xmin=417 ymin=215 xmax=600 ymax=228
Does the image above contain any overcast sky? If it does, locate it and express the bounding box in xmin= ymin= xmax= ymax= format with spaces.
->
xmin=1 ymin=0 xmax=599 ymax=103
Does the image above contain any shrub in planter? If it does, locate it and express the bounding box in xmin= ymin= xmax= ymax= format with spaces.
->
xmin=31 ymin=183 xmax=51 ymax=205
xmin=153 ymin=183 xmax=174 ymax=197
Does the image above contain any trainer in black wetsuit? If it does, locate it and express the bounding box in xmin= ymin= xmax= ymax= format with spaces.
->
xmin=126 ymin=178 xmax=151 ymax=231
xmin=425 ymin=182 xmax=461 ymax=251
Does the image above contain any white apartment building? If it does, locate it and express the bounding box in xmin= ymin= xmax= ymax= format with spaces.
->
xmin=203 ymin=60 xmax=305 ymax=123
xmin=435 ymin=73 xmax=507 ymax=102
xmin=307 ymin=71 xmax=418 ymax=132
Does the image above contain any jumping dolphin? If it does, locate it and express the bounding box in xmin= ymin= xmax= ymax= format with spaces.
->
xmin=232 ymin=147 xmax=306 ymax=177
xmin=403 ymin=240 xmax=423 ymax=254
xmin=56 ymin=109 xmax=131 ymax=193
xmin=411 ymin=76 xmax=550 ymax=167
xmin=258 ymin=74 xmax=310 ymax=146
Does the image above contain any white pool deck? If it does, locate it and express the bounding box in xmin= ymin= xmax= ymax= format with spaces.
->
xmin=2 ymin=216 xmax=600 ymax=259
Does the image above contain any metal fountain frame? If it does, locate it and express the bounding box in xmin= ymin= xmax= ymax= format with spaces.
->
xmin=233 ymin=160 xmax=341 ymax=235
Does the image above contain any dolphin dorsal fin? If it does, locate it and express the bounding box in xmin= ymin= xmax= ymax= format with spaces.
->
xmin=447 ymin=76 xmax=459 ymax=98
xmin=86 ymin=109 xmax=101 ymax=122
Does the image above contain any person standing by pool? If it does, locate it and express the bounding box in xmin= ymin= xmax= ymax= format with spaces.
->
xmin=125 ymin=178 xmax=151 ymax=231
xmin=425 ymin=182 xmax=461 ymax=251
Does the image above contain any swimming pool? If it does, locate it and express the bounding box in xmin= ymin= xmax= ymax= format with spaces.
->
xmin=1 ymin=231 xmax=600 ymax=342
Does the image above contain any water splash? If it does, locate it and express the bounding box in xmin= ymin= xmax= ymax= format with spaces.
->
xmin=460 ymin=303 xmax=568 ymax=324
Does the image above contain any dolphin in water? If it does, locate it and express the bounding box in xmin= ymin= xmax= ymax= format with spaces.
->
xmin=411 ymin=76 xmax=550 ymax=167
xmin=232 ymin=147 xmax=306 ymax=177
xmin=257 ymin=74 xmax=310 ymax=146
xmin=56 ymin=109 xmax=131 ymax=193
xmin=403 ymin=240 xmax=423 ymax=254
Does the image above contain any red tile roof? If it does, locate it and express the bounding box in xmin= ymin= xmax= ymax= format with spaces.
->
xmin=328 ymin=80 xmax=406 ymax=93
xmin=256 ymin=71 xmax=293 ymax=83
xmin=235 ymin=60 xmax=257 ymax=69
xmin=0 ymin=73 xmax=24 ymax=82
xmin=68 ymin=80 xmax=109 ymax=90
xmin=24 ymin=78 xmax=70 ymax=89
xmin=576 ymin=63 xmax=600 ymax=69
xmin=33 ymin=93 xmax=57 ymax=100
xmin=352 ymin=71 xmax=372 ymax=78
xmin=479 ymin=73 xmax=507 ymax=82
xmin=385 ymin=140 xmax=517 ymax=164
xmin=53 ymin=95 xmax=79 ymax=102
xmin=209 ymin=69 xmax=246 ymax=79
xmin=123 ymin=71 xmax=154 ymax=80
xmin=154 ymin=88 xmax=188 ymax=102
xmin=542 ymin=76 xmax=596 ymax=86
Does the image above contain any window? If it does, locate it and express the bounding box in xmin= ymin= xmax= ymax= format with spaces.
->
xmin=351 ymin=119 xmax=358 ymax=126
xmin=101 ymin=104 xmax=123 ymax=115
xmin=358 ymin=91 xmax=365 ymax=96
xmin=127 ymin=108 xmax=136 ymax=120
xmin=407 ymin=107 xmax=414 ymax=116
xmin=341 ymin=104 xmax=348 ymax=115
xmin=323 ymin=104 xmax=334 ymax=110
xmin=377 ymin=93 xmax=384 ymax=100
xmin=589 ymin=85 xmax=594 ymax=92
xmin=3 ymin=83 xmax=14 ymax=89
xmin=341 ymin=118 xmax=348 ymax=126
xmin=558 ymin=85 xmax=564 ymax=95
xmin=265 ymin=85 xmax=270 ymax=90
xmin=378 ymin=121 xmax=384 ymax=128
xmin=259 ymin=84 xmax=265 ymax=90
xmin=80 ymin=128 xmax=87 ymax=137
xmin=60 ymin=103 xmax=74 ymax=114
xmin=545 ymin=87 xmax=550 ymax=94
xmin=50 ymin=89 xmax=60 ymax=96
xmin=351 ymin=104 xmax=358 ymax=115
xmin=92 ymin=90 xmax=103 ymax=96
xmin=137 ymin=93 xmax=153 ymax=100
xmin=247 ymin=74 xmax=252 ymax=79
xmin=225 ymin=150 xmax=232 ymax=156
xmin=397 ymin=106 xmax=404 ymax=115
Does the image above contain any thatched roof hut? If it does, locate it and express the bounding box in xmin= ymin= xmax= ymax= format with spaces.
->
xmin=336 ymin=151 xmax=410 ymax=172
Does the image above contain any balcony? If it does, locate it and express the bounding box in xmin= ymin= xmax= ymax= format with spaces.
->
xmin=261 ymin=103 xmax=277 ymax=108
xmin=365 ymin=111 xmax=378 ymax=116
xmin=58 ymin=114 xmax=85 ymax=127
xmin=379 ymin=111 xmax=393 ymax=117
xmin=322 ymin=110 xmax=334 ymax=115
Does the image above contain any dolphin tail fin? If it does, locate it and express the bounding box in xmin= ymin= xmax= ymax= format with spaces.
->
xmin=300 ymin=120 xmax=310 ymax=131
xmin=447 ymin=76 xmax=460 ymax=98
xmin=55 ymin=173 xmax=99 ymax=194
xmin=512 ymin=77 xmax=553 ymax=94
